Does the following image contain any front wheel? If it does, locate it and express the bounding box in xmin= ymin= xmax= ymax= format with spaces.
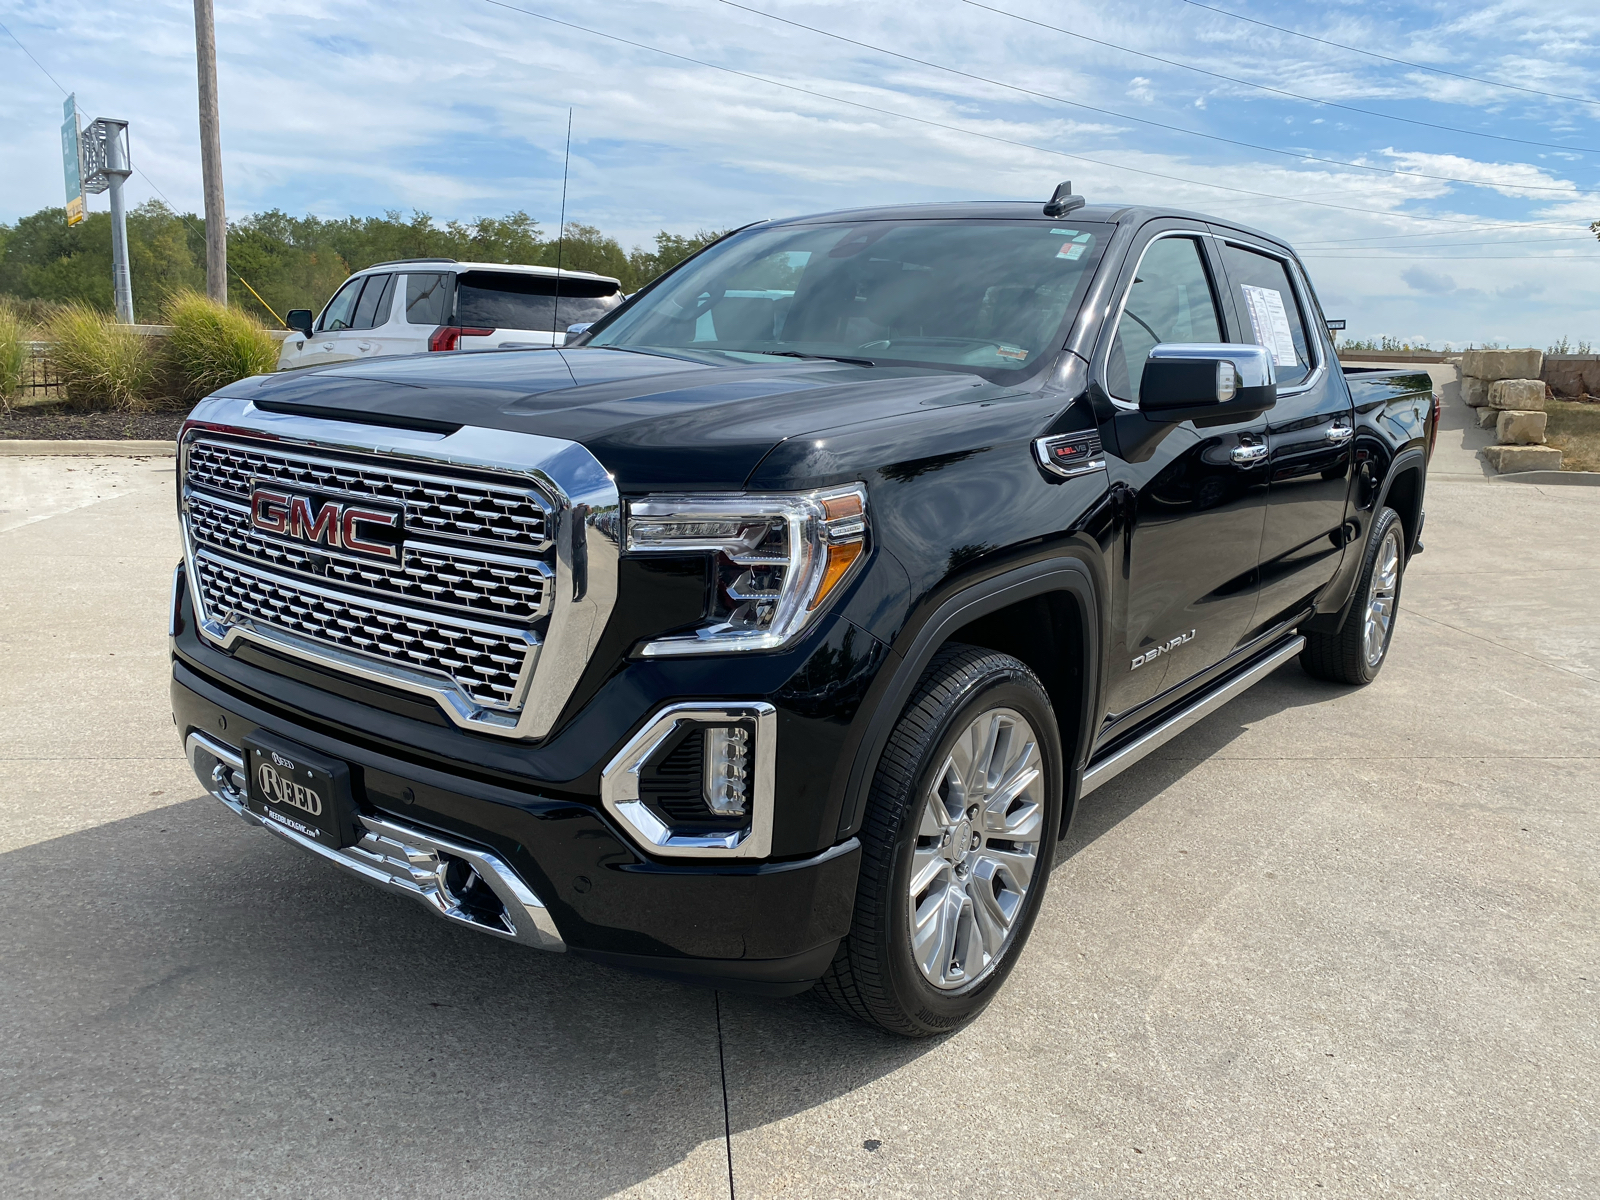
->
xmin=1301 ymin=505 xmax=1406 ymax=685
xmin=820 ymin=646 xmax=1063 ymax=1037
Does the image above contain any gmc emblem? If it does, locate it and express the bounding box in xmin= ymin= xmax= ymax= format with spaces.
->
xmin=250 ymin=487 xmax=401 ymax=561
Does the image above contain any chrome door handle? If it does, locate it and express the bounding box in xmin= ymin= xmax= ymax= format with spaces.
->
xmin=1231 ymin=443 xmax=1268 ymax=465
xmin=1326 ymin=422 xmax=1354 ymax=443
xmin=357 ymin=341 xmax=374 ymax=352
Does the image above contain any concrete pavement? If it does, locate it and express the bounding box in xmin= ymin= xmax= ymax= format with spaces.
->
xmin=2 ymin=449 xmax=1596 ymax=1198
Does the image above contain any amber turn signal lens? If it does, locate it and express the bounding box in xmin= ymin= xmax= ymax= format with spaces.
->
xmin=822 ymin=493 xmax=864 ymax=521
xmin=809 ymin=541 xmax=863 ymax=610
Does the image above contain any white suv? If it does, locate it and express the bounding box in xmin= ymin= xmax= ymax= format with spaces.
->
xmin=277 ymin=259 xmax=625 ymax=370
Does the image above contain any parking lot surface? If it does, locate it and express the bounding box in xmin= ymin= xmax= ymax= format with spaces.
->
xmin=2 ymin=410 xmax=1597 ymax=1196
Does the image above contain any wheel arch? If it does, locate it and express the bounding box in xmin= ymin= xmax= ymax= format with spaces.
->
xmin=1378 ymin=452 xmax=1427 ymax=558
xmin=834 ymin=558 xmax=1102 ymax=842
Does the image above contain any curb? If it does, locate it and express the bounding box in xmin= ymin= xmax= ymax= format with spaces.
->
xmin=1488 ymin=469 xmax=1600 ymax=487
xmin=0 ymin=440 xmax=176 ymax=456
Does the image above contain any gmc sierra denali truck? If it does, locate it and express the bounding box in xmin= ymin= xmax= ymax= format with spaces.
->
xmin=173 ymin=185 xmax=1437 ymax=1037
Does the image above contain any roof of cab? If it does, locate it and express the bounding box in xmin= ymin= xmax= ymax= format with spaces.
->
xmin=765 ymin=200 xmax=1291 ymax=255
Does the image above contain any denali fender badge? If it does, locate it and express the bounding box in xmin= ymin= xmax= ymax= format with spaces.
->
xmin=1132 ymin=629 xmax=1195 ymax=670
xmin=250 ymin=487 xmax=402 ymax=561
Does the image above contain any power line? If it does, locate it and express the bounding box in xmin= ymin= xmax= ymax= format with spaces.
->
xmin=1299 ymin=235 xmax=1598 ymax=250
xmin=963 ymin=1 xmax=1600 ymax=158
xmin=0 ymin=16 xmax=70 ymax=95
xmin=720 ymin=0 xmax=1598 ymax=196
xmin=1302 ymin=253 xmax=1599 ymax=261
xmin=1177 ymin=0 xmax=1600 ymax=110
xmin=474 ymin=0 xmax=1586 ymax=231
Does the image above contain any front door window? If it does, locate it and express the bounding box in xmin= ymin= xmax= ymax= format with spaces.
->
xmin=1107 ymin=237 xmax=1222 ymax=402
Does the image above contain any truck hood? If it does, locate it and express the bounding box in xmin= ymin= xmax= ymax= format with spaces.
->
xmin=217 ymin=347 xmax=1017 ymax=491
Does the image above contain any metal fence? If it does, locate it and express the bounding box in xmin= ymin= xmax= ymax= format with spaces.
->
xmin=22 ymin=342 xmax=64 ymax=398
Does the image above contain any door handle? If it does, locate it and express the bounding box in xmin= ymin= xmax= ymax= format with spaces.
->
xmin=1230 ymin=443 xmax=1268 ymax=465
xmin=357 ymin=341 xmax=374 ymax=352
xmin=1326 ymin=422 xmax=1354 ymax=443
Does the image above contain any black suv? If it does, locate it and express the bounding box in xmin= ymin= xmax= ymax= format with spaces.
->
xmin=171 ymin=187 xmax=1436 ymax=1036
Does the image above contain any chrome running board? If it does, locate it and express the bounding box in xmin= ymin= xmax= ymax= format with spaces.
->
xmin=186 ymin=732 xmax=564 ymax=951
xmin=1080 ymin=635 xmax=1305 ymax=797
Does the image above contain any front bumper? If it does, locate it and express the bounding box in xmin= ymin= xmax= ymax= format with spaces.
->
xmin=174 ymin=665 xmax=861 ymax=995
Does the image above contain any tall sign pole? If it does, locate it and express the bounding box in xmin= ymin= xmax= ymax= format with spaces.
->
xmin=193 ymin=0 xmax=227 ymax=303
xmin=83 ymin=118 xmax=136 ymax=323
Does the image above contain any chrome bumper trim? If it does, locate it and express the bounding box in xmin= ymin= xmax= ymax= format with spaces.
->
xmin=185 ymin=731 xmax=564 ymax=951
xmin=1081 ymin=635 xmax=1306 ymax=797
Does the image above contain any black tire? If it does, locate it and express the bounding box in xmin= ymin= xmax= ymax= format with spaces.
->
xmin=1301 ymin=505 xmax=1406 ymax=685
xmin=819 ymin=645 xmax=1063 ymax=1037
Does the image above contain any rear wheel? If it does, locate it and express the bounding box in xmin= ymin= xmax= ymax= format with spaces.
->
xmin=1301 ymin=505 xmax=1406 ymax=685
xmin=820 ymin=646 xmax=1062 ymax=1037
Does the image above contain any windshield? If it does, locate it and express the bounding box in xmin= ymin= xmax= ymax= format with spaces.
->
xmin=587 ymin=218 xmax=1110 ymax=376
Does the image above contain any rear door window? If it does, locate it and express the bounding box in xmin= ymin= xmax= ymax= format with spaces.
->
xmin=1218 ymin=244 xmax=1315 ymax=387
xmin=456 ymin=270 xmax=623 ymax=331
xmin=351 ymin=273 xmax=394 ymax=330
xmin=405 ymin=273 xmax=450 ymax=326
xmin=318 ymin=277 xmax=364 ymax=332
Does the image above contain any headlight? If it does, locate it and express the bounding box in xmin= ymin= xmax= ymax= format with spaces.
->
xmin=626 ymin=484 xmax=868 ymax=655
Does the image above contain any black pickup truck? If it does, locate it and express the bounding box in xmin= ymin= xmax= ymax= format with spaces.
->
xmin=172 ymin=186 xmax=1437 ymax=1036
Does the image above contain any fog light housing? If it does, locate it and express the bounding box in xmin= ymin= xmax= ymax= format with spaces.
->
xmin=601 ymin=703 xmax=776 ymax=859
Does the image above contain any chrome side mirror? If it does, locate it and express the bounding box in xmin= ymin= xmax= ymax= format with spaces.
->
xmin=1139 ymin=343 xmax=1276 ymax=421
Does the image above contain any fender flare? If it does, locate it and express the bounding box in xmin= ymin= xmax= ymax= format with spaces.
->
xmin=834 ymin=556 xmax=1102 ymax=840
xmin=1310 ymin=446 xmax=1428 ymax=634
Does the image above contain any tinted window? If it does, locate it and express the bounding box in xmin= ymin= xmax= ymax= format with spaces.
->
xmin=405 ymin=272 xmax=449 ymax=326
xmin=455 ymin=271 xmax=623 ymax=331
xmin=1107 ymin=237 xmax=1223 ymax=402
xmin=1219 ymin=244 xmax=1314 ymax=387
xmin=318 ymin=277 xmax=363 ymax=332
xmin=590 ymin=219 xmax=1109 ymax=377
xmin=351 ymin=273 xmax=393 ymax=330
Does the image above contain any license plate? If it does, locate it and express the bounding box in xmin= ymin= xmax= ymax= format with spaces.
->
xmin=243 ymin=730 xmax=360 ymax=849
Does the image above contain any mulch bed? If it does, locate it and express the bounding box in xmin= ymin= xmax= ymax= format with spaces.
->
xmin=0 ymin=405 xmax=188 ymax=441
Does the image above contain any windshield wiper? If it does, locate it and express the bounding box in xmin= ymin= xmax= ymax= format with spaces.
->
xmin=755 ymin=350 xmax=876 ymax=367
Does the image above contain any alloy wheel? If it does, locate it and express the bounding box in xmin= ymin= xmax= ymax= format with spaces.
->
xmin=1363 ymin=526 xmax=1402 ymax=668
xmin=908 ymin=706 xmax=1045 ymax=990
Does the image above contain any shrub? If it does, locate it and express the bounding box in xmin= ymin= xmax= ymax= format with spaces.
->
xmin=162 ymin=290 xmax=279 ymax=399
xmin=0 ymin=300 xmax=30 ymax=411
xmin=44 ymin=303 xmax=161 ymax=410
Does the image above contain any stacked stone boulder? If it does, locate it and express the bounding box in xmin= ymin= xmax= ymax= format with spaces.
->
xmin=1459 ymin=348 xmax=1561 ymax=473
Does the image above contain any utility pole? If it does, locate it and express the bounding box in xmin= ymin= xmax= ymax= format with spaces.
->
xmin=193 ymin=0 xmax=227 ymax=303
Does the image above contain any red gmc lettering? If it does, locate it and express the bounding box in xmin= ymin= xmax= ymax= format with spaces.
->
xmin=288 ymin=496 xmax=341 ymax=548
xmin=342 ymin=507 xmax=400 ymax=560
xmin=251 ymin=489 xmax=290 ymax=534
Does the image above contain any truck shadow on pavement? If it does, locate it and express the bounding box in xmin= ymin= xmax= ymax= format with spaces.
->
xmin=0 ymin=663 xmax=1336 ymax=1197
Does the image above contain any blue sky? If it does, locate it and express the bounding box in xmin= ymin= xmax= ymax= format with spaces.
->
xmin=2 ymin=0 xmax=1597 ymax=346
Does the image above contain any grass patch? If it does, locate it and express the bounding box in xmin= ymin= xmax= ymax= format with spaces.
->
xmin=44 ymin=304 xmax=164 ymax=411
xmin=1545 ymin=399 xmax=1600 ymax=472
xmin=162 ymin=290 xmax=278 ymax=399
xmin=0 ymin=301 xmax=31 ymax=412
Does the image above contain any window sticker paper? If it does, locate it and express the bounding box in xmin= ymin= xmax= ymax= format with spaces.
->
xmin=1056 ymin=242 xmax=1086 ymax=261
xmin=1240 ymin=284 xmax=1298 ymax=367
xmin=1050 ymin=229 xmax=1078 ymax=236
xmin=996 ymin=344 xmax=1029 ymax=360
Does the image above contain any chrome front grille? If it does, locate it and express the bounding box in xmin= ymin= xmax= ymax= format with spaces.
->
xmin=194 ymin=552 xmax=534 ymax=709
xmin=185 ymin=436 xmax=551 ymax=552
xmin=179 ymin=412 xmax=619 ymax=740
xmin=187 ymin=491 xmax=552 ymax=623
